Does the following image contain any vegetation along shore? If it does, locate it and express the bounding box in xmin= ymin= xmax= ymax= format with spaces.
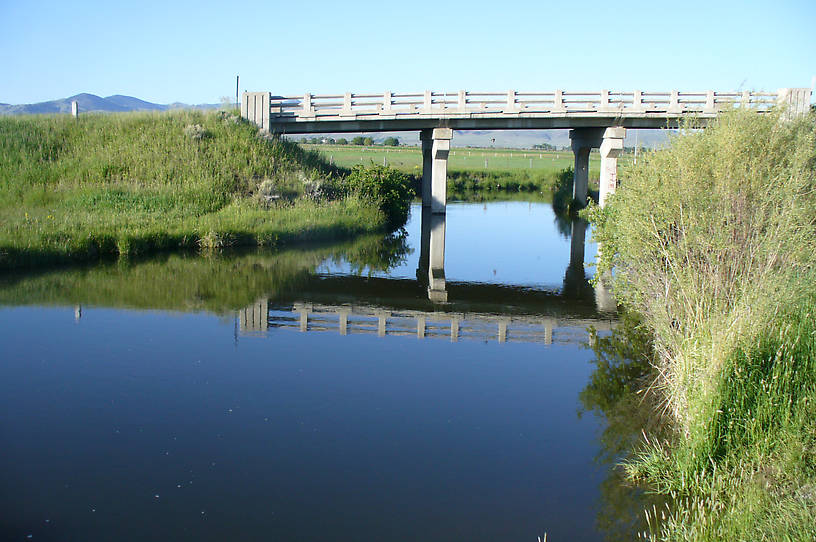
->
xmin=0 ymin=110 xmax=412 ymax=270
xmin=589 ymin=108 xmax=816 ymax=540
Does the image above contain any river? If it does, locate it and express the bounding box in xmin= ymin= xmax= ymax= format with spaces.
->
xmin=0 ymin=202 xmax=650 ymax=541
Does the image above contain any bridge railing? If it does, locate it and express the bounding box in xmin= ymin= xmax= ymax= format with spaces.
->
xmin=264 ymin=89 xmax=788 ymax=120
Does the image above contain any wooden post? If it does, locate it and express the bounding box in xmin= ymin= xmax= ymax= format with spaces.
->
xmin=71 ymin=101 xmax=79 ymax=118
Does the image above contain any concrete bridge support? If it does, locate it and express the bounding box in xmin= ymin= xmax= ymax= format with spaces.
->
xmin=420 ymin=130 xmax=433 ymax=207
xmin=240 ymin=92 xmax=272 ymax=133
xmin=416 ymin=206 xmax=432 ymax=285
xmin=427 ymin=211 xmax=447 ymax=303
xmin=420 ymin=128 xmax=453 ymax=213
xmin=599 ymin=127 xmax=625 ymax=207
xmin=569 ymin=128 xmax=604 ymax=207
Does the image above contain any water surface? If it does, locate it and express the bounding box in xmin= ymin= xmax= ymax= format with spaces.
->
xmin=0 ymin=202 xmax=643 ymax=541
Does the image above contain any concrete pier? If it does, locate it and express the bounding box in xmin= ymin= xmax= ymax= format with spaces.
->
xmin=599 ymin=127 xmax=625 ymax=207
xmin=416 ymin=206 xmax=432 ymax=284
xmin=569 ymin=129 xmax=603 ymax=207
xmin=429 ymin=128 xmax=452 ymax=214
xmin=420 ymin=130 xmax=433 ymax=207
xmin=427 ymin=211 xmax=447 ymax=303
xmin=569 ymin=218 xmax=587 ymax=270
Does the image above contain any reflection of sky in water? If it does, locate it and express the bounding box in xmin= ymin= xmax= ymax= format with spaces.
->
xmin=0 ymin=306 xmax=606 ymax=541
xmin=0 ymin=202 xmax=615 ymax=542
xmin=319 ymin=202 xmax=597 ymax=289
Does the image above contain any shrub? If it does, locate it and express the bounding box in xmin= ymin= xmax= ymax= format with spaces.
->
xmin=343 ymin=164 xmax=413 ymax=229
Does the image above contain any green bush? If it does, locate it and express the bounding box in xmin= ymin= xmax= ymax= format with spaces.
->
xmin=343 ymin=164 xmax=413 ymax=229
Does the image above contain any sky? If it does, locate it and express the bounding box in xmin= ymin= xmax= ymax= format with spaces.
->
xmin=1 ymin=0 xmax=814 ymax=105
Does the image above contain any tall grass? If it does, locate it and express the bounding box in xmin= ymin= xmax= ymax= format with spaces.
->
xmin=592 ymin=108 xmax=816 ymax=428
xmin=589 ymin=108 xmax=816 ymax=540
xmin=0 ymin=111 xmax=406 ymax=270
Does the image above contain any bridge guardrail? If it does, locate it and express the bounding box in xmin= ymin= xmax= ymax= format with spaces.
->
xmin=264 ymin=89 xmax=786 ymax=119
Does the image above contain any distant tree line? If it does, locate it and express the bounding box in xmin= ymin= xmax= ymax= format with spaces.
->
xmin=298 ymin=136 xmax=400 ymax=146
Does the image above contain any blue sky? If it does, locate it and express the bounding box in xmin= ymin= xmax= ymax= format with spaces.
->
xmin=1 ymin=0 xmax=814 ymax=105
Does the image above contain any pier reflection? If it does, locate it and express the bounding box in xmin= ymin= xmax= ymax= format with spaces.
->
xmin=240 ymin=208 xmax=616 ymax=344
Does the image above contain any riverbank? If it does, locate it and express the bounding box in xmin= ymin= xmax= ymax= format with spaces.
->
xmin=590 ymin=108 xmax=816 ymax=539
xmin=0 ymin=111 xmax=411 ymax=270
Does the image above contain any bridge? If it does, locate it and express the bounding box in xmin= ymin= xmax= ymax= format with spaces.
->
xmin=241 ymin=88 xmax=812 ymax=208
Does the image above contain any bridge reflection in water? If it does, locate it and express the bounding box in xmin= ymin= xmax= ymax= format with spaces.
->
xmin=240 ymin=209 xmax=616 ymax=345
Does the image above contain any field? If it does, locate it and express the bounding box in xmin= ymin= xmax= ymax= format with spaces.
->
xmin=303 ymin=144 xmax=610 ymax=178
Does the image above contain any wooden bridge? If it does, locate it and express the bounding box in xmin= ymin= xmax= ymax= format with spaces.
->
xmin=241 ymin=87 xmax=812 ymax=209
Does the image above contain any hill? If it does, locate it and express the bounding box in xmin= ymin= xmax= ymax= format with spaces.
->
xmin=0 ymin=110 xmax=404 ymax=270
xmin=0 ymin=93 xmax=220 ymax=115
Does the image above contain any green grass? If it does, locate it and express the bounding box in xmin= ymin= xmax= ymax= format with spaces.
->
xmin=305 ymin=143 xmax=599 ymax=174
xmin=0 ymin=111 xmax=403 ymax=270
xmin=588 ymin=108 xmax=816 ymax=540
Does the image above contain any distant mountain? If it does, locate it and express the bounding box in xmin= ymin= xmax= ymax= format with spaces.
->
xmin=0 ymin=93 xmax=220 ymax=115
xmin=104 ymin=95 xmax=168 ymax=111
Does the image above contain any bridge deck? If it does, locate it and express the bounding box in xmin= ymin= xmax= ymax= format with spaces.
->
xmin=241 ymin=89 xmax=810 ymax=134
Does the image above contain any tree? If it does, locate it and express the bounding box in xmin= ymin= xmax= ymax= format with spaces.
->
xmin=300 ymin=137 xmax=307 ymax=143
xmin=363 ymin=137 xmax=373 ymax=146
xmin=383 ymin=137 xmax=400 ymax=147
xmin=352 ymin=136 xmax=365 ymax=145
xmin=336 ymin=138 xmax=348 ymax=145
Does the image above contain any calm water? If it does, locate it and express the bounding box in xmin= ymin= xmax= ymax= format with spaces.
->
xmin=0 ymin=202 xmax=645 ymax=541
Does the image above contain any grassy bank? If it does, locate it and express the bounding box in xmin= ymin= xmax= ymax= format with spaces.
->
xmin=0 ymin=111 xmax=411 ymax=270
xmin=590 ymin=108 xmax=816 ymax=540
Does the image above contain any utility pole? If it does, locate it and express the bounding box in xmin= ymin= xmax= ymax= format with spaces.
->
xmin=235 ymin=75 xmax=239 ymax=109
